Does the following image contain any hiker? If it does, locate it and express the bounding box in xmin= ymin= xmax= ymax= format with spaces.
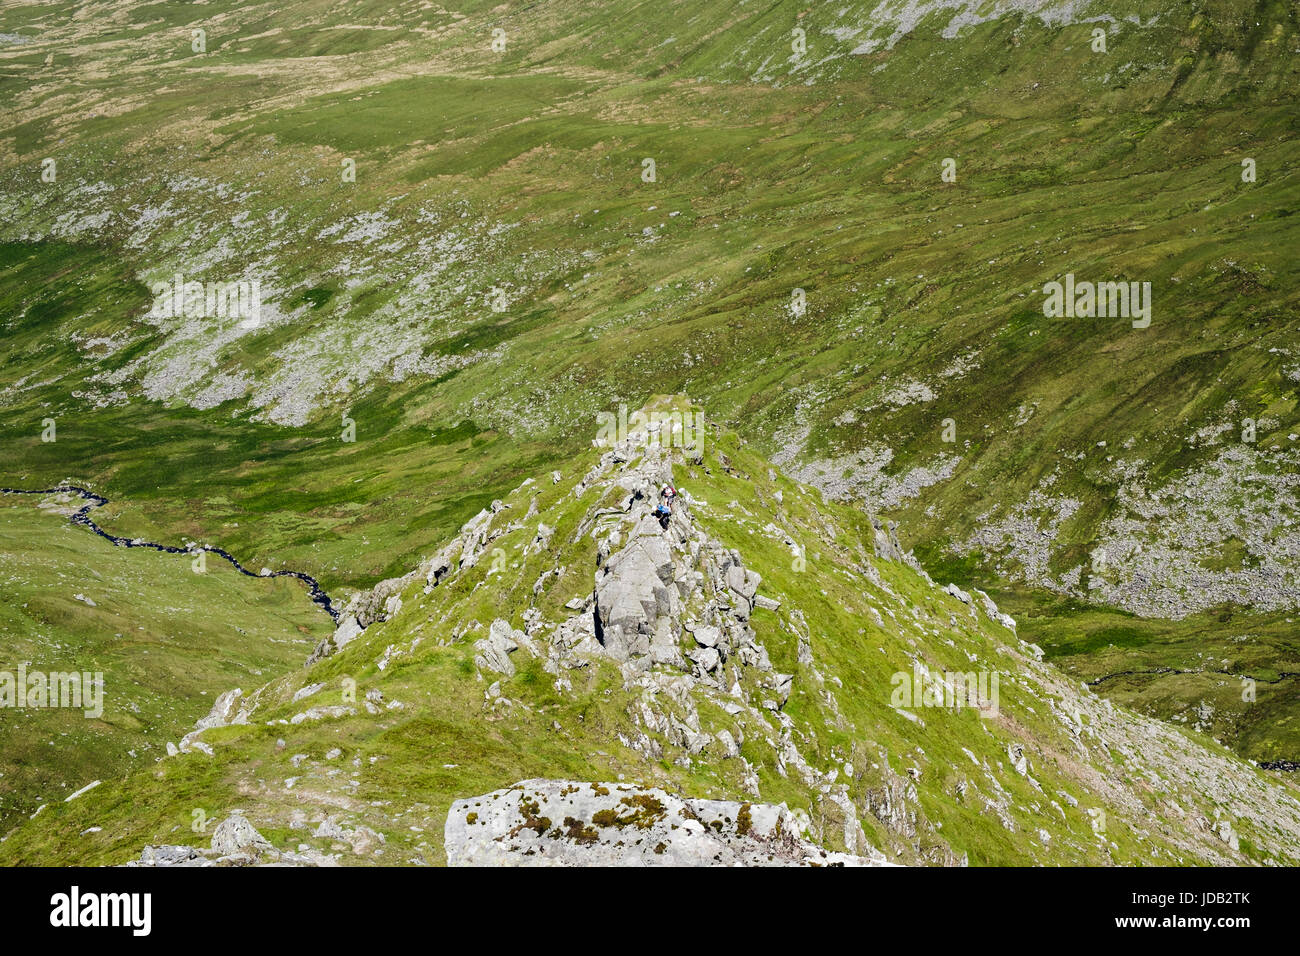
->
xmin=654 ymin=484 xmax=677 ymax=530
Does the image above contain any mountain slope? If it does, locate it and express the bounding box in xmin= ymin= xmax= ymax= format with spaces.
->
xmin=2 ymin=0 xmax=1297 ymax=764
xmin=0 ymin=491 xmax=331 ymax=832
xmin=4 ymin=397 xmax=1299 ymax=866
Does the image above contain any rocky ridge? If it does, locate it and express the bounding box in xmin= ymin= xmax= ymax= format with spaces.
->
xmin=267 ymin=409 xmax=1300 ymax=864
xmin=291 ymin=415 xmax=890 ymax=861
xmin=33 ymin=401 xmax=1300 ymax=867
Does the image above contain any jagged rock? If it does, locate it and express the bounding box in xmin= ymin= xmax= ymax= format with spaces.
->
xmin=125 ymin=838 xmax=330 ymax=868
xmin=307 ymin=614 xmax=363 ymax=665
xmin=797 ymin=634 xmax=814 ymax=665
xmin=197 ymin=688 xmax=246 ymax=729
xmin=691 ymin=625 xmax=721 ymax=647
xmin=531 ymin=523 xmax=554 ymax=552
xmin=445 ymin=780 xmax=894 ymax=867
xmin=1216 ymin=819 xmax=1240 ymax=852
xmin=176 ymin=733 xmax=210 ymax=756
xmin=292 ymin=682 xmax=324 ymax=703
xmin=1008 ymin=745 xmax=1028 ymax=776
xmin=559 ymin=447 xmax=772 ymax=694
xmin=308 ymin=496 xmax=529 ymax=665
xmin=973 ymin=588 xmax=1017 ymax=631
xmin=210 ymin=814 xmax=273 ymax=858
xmin=772 ymin=673 xmax=794 ymax=706
xmin=352 ymin=577 xmax=407 ymax=629
xmin=726 ymin=564 xmax=761 ymax=601
xmin=174 ymin=687 xmax=251 ymax=755
xmin=289 ymin=704 xmax=354 ymax=724
xmin=132 ymin=845 xmax=207 ymax=867
xmin=871 ymin=518 xmax=904 ymax=561
xmin=687 ymin=645 xmax=720 ymax=673
xmin=314 ymin=818 xmax=386 ymax=856
xmin=474 ymin=619 xmax=522 ymax=676
xmin=594 ymin=514 xmax=678 ymax=661
xmin=455 ymin=508 xmax=496 ymax=569
xmin=944 ymin=583 xmax=974 ymax=606
xmin=333 ymin=614 xmax=365 ymax=649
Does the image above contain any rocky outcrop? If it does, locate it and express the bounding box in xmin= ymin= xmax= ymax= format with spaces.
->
xmin=169 ymin=688 xmax=250 ymax=756
xmin=210 ymin=813 xmax=273 ymax=858
xmin=125 ymin=814 xmax=333 ymax=867
xmin=576 ymin=444 xmax=775 ymax=695
xmin=595 ymin=513 xmax=679 ymax=662
xmin=116 ymin=401 xmax=1300 ymax=869
xmin=474 ymin=619 xmax=526 ymax=677
xmin=306 ymin=498 xmax=524 ymax=665
xmin=307 ymin=582 xmax=402 ymax=665
xmin=445 ymin=779 xmax=893 ymax=867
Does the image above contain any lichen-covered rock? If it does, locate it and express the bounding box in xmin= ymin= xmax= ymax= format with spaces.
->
xmin=445 ymin=779 xmax=895 ymax=867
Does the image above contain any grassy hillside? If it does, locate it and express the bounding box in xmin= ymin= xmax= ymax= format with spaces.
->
xmin=0 ymin=0 xmax=1297 ymax=808
xmin=5 ymin=402 xmax=1299 ymax=866
xmin=0 ymin=493 xmax=332 ymax=833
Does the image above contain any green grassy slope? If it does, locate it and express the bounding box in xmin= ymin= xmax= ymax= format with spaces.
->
xmin=0 ymin=1 xmax=1297 ymax=770
xmin=4 ymin=402 xmax=1299 ymax=866
xmin=0 ymin=494 xmax=332 ymax=833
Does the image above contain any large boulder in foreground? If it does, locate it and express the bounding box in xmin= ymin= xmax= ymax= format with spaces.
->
xmin=445 ymin=779 xmax=894 ymax=867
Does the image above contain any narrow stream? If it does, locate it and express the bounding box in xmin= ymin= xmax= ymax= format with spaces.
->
xmin=1 ymin=485 xmax=339 ymax=621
